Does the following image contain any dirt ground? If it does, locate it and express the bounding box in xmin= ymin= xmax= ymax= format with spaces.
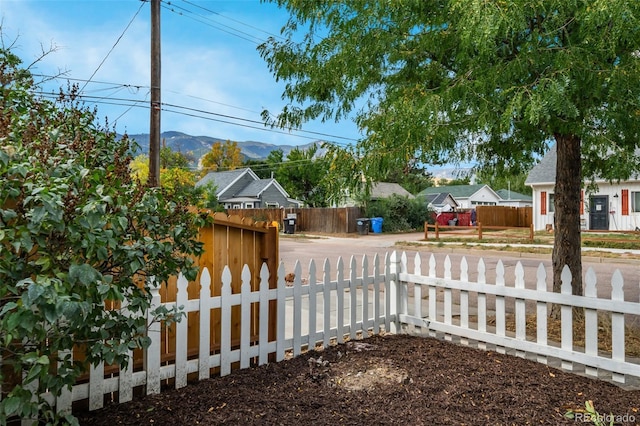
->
xmin=76 ymin=334 xmax=640 ymax=425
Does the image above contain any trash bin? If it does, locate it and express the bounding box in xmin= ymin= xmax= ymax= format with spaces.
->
xmin=370 ymin=217 xmax=383 ymax=233
xmin=356 ymin=218 xmax=370 ymax=235
xmin=284 ymin=218 xmax=296 ymax=234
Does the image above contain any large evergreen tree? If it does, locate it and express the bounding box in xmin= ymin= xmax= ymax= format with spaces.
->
xmin=259 ymin=0 xmax=640 ymax=300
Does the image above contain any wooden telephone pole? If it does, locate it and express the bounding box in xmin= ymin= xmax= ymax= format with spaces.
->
xmin=149 ymin=0 xmax=161 ymax=187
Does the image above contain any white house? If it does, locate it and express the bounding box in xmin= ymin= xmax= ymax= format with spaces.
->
xmin=525 ymin=144 xmax=640 ymax=231
xmin=416 ymin=184 xmax=502 ymax=209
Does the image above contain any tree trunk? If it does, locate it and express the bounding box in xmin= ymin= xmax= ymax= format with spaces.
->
xmin=550 ymin=134 xmax=583 ymax=319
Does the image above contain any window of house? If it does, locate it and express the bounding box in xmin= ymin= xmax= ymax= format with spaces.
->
xmin=265 ymin=202 xmax=279 ymax=208
xmin=548 ymin=193 xmax=555 ymax=213
xmin=245 ymin=202 xmax=254 ymax=209
xmin=632 ymin=192 xmax=640 ymax=213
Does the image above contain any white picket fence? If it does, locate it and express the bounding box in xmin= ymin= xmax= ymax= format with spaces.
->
xmin=34 ymin=251 xmax=640 ymax=418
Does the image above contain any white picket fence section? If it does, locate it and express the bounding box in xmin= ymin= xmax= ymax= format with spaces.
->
xmin=28 ymin=251 xmax=640 ymax=419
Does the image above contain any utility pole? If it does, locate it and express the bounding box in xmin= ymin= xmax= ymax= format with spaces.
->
xmin=149 ymin=0 xmax=161 ymax=187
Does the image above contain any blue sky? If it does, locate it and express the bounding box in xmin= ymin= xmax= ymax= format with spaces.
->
xmin=0 ymin=0 xmax=362 ymax=147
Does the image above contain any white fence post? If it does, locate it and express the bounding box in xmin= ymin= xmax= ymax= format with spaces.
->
xmin=388 ymin=251 xmax=401 ymax=333
xmin=514 ymin=262 xmax=526 ymax=358
xmin=258 ymin=263 xmax=271 ymax=365
xmin=428 ymin=254 xmax=437 ymax=338
xmin=308 ymin=260 xmax=318 ymax=351
xmin=336 ymin=257 xmax=346 ymax=343
xmin=220 ymin=266 xmax=232 ymax=376
xmin=198 ymin=267 xmax=212 ymax=380
xmin=240 ymin=265 xmax=252 ymax=370
xmin=611 ymin=270 xmax=626 ymax=383
xmin=349 ymin=256 xmax=358 ymax=340
xmin=495 ymin=260 xmax=506 ymax=354
xmin=535 ymin=264 xmax=548 ymax=365
xmin=322 ymin=259 xmax=332 ymax=348
xmin=175 ymin=273 xmax=189 ymax=389
xmin=560 ymin=266 xmax=574 ymax=372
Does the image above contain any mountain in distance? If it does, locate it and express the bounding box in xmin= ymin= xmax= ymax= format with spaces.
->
xmin=123 ymin=131 xmax=465 ymax=179
xmin=125 ymin=130 xmax=322 ymax=163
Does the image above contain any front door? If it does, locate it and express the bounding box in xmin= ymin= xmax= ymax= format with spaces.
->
xmin=589 ymin=196 xmax=609 ymax=230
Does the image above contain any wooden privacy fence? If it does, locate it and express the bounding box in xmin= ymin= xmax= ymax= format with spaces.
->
xmin=226 ymin=207 xmax=364 ymax=234
xmin=476 ymin=206 xmax=532 ymax=227
xmin=71 ymin=212 xmax=280 ymax=382
xmin=33 ymin=252 xmax=639 ymax=418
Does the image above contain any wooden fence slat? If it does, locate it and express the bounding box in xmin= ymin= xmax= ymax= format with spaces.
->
xmin=560 ymin=266 xmax=574 ymax=372
xmin=175 ymin=274 xmax=189 ymax=389
xmin=322 ymin=259 xmax=332 ymax=348
xmin=428 ymin=254 xmax=437 ymax=338
xmin=350 ymin=256 xmax=358 ymax=340
xmin=220 ymin=267 xmax=232 ymax=376
xmin=611 ymin=270 xmax=626 ymax=384
xmin=292 ymin=261 xmax=303 ymax=356
xmin=146 ymin=281 xmax=161 ymax=395
xmin=240 ymin=265 xmax=252 ymax=369
xmin=336 ymin=257 xmax=346 ymax=344
xmin=308 ymin=260 xmax=318 ymax=351
xmin=476 ymin=259 xmax=487 ymax=350
xmin=276 ymin=263 xmax=287 ymax=362
xmin=56 ymin=350 xmax=72 ymax=415
xmin=198 ymin=268 xmax=211 ymax=380
xmin=514 ymin=262 xmax=526 ymax=359
xmin=259 ymin=263 xmax=271 ymax=366
xmin=495 ymin=261 xmax=506 ymax=354
xmin=536 ymin=264 xmax=548 ymax=365
xmin=373 ymin=254 xmax=381 ymax=334
xmin=361 ymin=255 xmax=371 ymax=335
xmin=584 ymin=268 xmax=598 ymax=377
xmin=459 ymin=257 xmax=469 ymax=346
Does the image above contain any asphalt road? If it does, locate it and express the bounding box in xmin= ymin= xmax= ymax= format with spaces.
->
xmin=278 ymin=232 xmax=640 ymax=303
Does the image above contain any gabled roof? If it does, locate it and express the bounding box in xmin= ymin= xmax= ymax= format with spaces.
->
xmin=422 ymin=192 xmax=459 ymax=207
xmin=525 ymin=144 xmax=640 ymax=186
xmin=195 ymin=167 xmax=259 ymax=196
xmin=496 ymin=189 xmax=533 ymax=202
xmin=525 ymin=144 xmax=556 ymax=186
xmin=370 ymin=182 xmax=414 ymax=199
xmin=235 ymin=178 xmax=290 ymax=198
xmin=417 ymin=184 xmax=488 ymax=199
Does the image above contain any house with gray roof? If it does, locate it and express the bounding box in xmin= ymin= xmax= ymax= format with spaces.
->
xmin=525 ymin=144 xmax=640 ymax=231
xmin=370 ymin=182 xmax=415 ymax=200
xmin=495 ymin=189 xmax=532 ymax=207
xmin=196 ymin=168 xmax=302 ymax=209
xmin=416 ymin=184 xmax=502 ymax=209
xmin=418 ymin=192 xmax=459 ymax=213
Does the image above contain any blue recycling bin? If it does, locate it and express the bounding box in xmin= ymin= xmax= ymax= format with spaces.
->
xmin=370 ymin=217 xmax=383 ymax=233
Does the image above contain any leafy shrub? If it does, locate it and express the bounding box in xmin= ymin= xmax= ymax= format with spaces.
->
xmin=0 ymin=47 xmax=205 ymax=424
xmin=365 ymin=195 xmax=431 ymax=232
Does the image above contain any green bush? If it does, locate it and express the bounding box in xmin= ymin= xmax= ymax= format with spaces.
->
xmin=365 ymin=195 xmax=431 ymax=232
xmin=0 ymin=47 xmax=206 ymax=424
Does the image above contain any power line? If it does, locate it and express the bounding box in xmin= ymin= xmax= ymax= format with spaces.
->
xmin=178 ymin=0 xmax=285 ymax=42
xmin=80 ymin=1 xmax=146 ymax=94
xmin=160 ymin=1 xmax=264 ymax=45
xmin=34 ymin=90 xmax=357 ymax=147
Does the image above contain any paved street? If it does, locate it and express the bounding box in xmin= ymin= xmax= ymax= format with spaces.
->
xmin=278 ymin=231 xmax=640 ymax=302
